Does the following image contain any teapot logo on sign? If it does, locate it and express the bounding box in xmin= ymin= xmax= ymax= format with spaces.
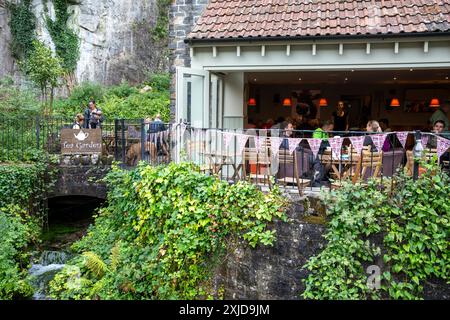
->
xmin=61 ymin=129 xmax=102 ymax=154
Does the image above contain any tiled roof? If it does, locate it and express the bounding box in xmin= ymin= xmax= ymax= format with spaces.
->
xmin=188 ymin=0 xmax=450 ymax=41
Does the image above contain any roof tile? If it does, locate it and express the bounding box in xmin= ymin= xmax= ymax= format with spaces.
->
xmin=188 ymin=0 xmax=450 ymax=40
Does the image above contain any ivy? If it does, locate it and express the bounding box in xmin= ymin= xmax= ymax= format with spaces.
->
xmin=151 ymin=0 xmax=171 ymax=42
xmin=44 ymin=0 xmax=80 ymax=73
xmin=49 ymin=162 xmax=288 ymax=300
xmin=0 ymin=157 xmax=58 ymax=299
xmin=7 ymin=0 xmax=36 ymax=60
xmin=302 ymin=161 xmax=450 ymax=300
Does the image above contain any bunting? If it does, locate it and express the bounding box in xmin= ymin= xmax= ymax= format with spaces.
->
xmin=370 ymin=134 xmax=387 ymax=152
xmin=288 ymin=138 xmax=302 ymax=154
xmin=270 ymin=137 xmax=283 ymax=156
xmin=437 ymin=137 xmax=450 ymax=163
xmin=306 ymin=138 xmax=322 ymax=159
xmin=237 ymin=134 xmax=249 ymax=153
xmin=349 ymin=136 xmax=364 ymax=154
xmin=223 ymin=132 xmax=234 ymax=148
xmin=254 ymin=136 xmax=265 ymax=153
xmin=395 ymin=132 xmax=408 ymax=149
xmin=329 ymin=137 xmax=344 ymax=158
xmin=421 ymin=134 xmax=429 ymax=148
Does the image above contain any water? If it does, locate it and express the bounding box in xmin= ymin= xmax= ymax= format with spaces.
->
xmin=29 ymin=251 xmax=72 ymax=300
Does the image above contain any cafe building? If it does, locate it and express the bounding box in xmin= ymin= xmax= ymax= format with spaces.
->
xmin=174 ymin=0 xmax=450 ymax=131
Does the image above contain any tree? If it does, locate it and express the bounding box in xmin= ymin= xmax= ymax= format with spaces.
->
xmin=21 ymin=40 xmax=63 ymax=114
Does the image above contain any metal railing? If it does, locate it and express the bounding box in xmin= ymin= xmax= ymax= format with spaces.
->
xmin=1 ymin=116 xmax=449 ymax=194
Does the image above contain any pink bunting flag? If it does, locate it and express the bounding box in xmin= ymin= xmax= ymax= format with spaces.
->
xmin=349 ymin=136 xmax=365 ymax=154
xmin=223 ymin=132 xmax=234 ymax=148
xmin=306 ymin=138 xmax=322 ymax=159
xmin=395 ymin=132 xmax=408 ymax=149
xmin=270 ymin=137 xmax=283 ymax=156
xmin=370 ymin=134 xmax=387 ymax=152
xmin=288 ymin=138 xmax=302 ymax=154
xmin=237 ymin=134 xmax=249 ymax=153
xmin=437 ymin=137 xmax=450 ymax=163
xmin=421 ymin=134 xmax=429 ymax=148
xmin=329 ymin=137 xmax=344 ymax=158
xmin=254 ymin=136 xmax=265 ymax=153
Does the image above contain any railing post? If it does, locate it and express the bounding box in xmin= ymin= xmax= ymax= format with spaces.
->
xmin=413 ymin=130 xmax=422 ymax=181
xmin=121 ymin=119 xmax=126 ymax=166
xmin=36 ymin=115 xmax=40 ymax=149
xmin=114 ymin=119 xmax=119 ymax=161
xmin=140 ymin=119 xmax=145 ymax=163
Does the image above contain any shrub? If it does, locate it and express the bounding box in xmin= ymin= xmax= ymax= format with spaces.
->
xmin=50 ymin=162 xmax=288 ymax=300
xmin=302 ymin=161 xmax=450 ymax=300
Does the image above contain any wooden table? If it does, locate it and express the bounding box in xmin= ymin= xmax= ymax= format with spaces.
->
xmin=201 ymin=151 xmax=240 ymax=179
xmin=320 ymin=150 xmax=360 ymax=180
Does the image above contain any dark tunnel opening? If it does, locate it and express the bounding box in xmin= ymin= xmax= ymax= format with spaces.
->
xmin=43 ymin=196 xmax=105 ymax=249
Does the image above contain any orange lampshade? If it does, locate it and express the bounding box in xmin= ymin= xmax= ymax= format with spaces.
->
xmin=319 ymin=98 xmax=328 ymax=107
xmin=390 ymin=98 xmax=400 ymax=107
xmin=282 ymin=98 xmax=292 ymax=107
xmin=248 ymin=98 xmax=256 ymax=106
xmin=429 ymin=98 xmax=440 ymax=107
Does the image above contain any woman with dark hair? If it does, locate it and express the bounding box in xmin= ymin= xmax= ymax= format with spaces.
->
xmin=332 ymin=101 xmax=349 ymax=132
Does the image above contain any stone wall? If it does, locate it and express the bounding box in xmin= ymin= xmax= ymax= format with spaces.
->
xmin=49 ymin=158 xmax=112 ymax=199
xmin=0 ymin=0 xmax=169 ymax=86
xmin=0 ymin=1 xmax=15 ymax=80
xmin=169 ymin=0 xmax=209 ymax=116
xmin=216 ymin=197 xmax=327 ymax=300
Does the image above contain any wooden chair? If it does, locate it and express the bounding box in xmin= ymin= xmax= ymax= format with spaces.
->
xmin=406 ymin=149 xmax=438 ymax=176
xmin=277 ymin=149 xmax=311 ymax=195
xmin=351 ymin=147 xmax=384 ymax=184
xmin=241 ymin=143 xmax=273 ymax=190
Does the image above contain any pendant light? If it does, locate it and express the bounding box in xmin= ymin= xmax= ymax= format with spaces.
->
xmin=319 ymin=98 xmax=328 ymax=107
xmin=390 ymin=98 xmax=400 ymax=107
xmin=429 ymin=98 xmax=440 ymax=108
xmin=282 ymin=98 xmax=292 ymax=107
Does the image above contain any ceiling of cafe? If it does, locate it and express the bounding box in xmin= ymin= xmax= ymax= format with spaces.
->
xmin=245 ymin=69 xmax=450 ymax=85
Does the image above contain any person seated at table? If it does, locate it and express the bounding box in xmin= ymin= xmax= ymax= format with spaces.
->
xmin=280 ymin=122 xmax=295 ymax=149
xmin=426 ymin=120 xmax=445 ymax=149
xmin=378 ymin=118 xmax=392 ymax=132
xmin=364 ymin=120 xmax=382 ymax=152
xmin=313 ymin=120 xmax=334 ymax=139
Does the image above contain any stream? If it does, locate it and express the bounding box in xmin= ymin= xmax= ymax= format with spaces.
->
xmin=28 ymin=196 xmax=104 ymax=300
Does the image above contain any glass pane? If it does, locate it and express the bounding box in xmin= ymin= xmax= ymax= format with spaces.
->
xmin=183 ymin=74 xmax=204 ymax=128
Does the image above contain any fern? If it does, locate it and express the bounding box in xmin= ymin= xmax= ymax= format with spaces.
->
xmin=110 ymin=242 xmax=121 ymax=271
xmin=82 ymin=251 xmax=107 ymax=278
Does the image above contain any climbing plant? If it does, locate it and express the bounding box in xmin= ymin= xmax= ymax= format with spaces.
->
xmin=49 ymin=162 xmax=288 ymax=300
xmin=302 ymin=160 xmax=450 ymax=300
xmin=44 ymin=0 xmax=79 ymax=73
xmin=44 ymin=0 xmax=80 ymax=92
xmin=151 ymin=0 xmax=171 ymax=42
xmin=0 ymin=156 xmax=58 ymax=299
xmin=7 ymin=0 xmax=36 ymax=60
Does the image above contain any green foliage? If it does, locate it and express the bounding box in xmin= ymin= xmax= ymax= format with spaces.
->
xmin=53 ymin=79 xmax=170 ymax=120
xmin=0 ymin=77 xmax=41 ymax=116
xmin=44 ymin=0 xmax=80 ymax=73
xmin=145 ymin=73 xmax=171 ymax=92
xmin=302 ymin=161 xmax=450 ymax=300
xmin=0 ymin=204 xmax=40 ymax=300
xmin=50 ymin=162 xmax=288 ymax=299
xmin=7 ymin=0 xmax=36 ymax=60
xmin=151 ymin=0 xmax=171 ymax=42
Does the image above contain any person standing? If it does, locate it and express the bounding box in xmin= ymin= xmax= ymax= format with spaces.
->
xmin=429 ymin=101 xmax=449 ymax=131
xmin=72 ymin=114 xmax=84 ymax=129
xmin=84 ymin=100 xmax=104 ymax=129
xmin=332 ymin=101 xmax=349 ymax=132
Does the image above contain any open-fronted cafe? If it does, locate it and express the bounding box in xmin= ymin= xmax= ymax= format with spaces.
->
xmin=173 ymin=0 xmax=450 ymax=190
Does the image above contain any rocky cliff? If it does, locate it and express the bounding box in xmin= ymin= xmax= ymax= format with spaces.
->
xmin=0 ymin=0 xmax=168 ymax=85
